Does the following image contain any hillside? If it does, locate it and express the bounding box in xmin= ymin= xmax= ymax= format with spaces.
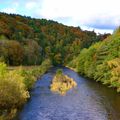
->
xmin=69 ymin=27 xmax=120 ymax=92
xmin=0 ymin=12 xmax=109 ymax=66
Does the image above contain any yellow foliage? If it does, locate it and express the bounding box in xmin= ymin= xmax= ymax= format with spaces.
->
xmin=107 ymin=58 xmax=120 ymax=69
xmin=0 ymin=70 xmax=29 ymax=109
xmin=50 ymin=72 xmax=77 ymax=95
xmin=106 ymin=58 xmax=120 ymax=91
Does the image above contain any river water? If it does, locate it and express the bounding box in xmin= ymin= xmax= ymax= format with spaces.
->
xmin=19 ymin=67 xmax=120 ymax=120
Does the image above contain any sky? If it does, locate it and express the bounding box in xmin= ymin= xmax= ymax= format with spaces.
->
xmin=0 ymin=0 xmax=120 ymax=34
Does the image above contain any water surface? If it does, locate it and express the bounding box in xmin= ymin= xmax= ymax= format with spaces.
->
xmin=19 ymin=67 xmax=120 ymax=120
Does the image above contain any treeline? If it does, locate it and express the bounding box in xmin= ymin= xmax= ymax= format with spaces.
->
xmin=69 ymin=27 xmax=120 ymax=92
xmin=0 ymin=59 xmax=52 ymax=119
xmin=0 ymin=12 xmax=110 ymax=66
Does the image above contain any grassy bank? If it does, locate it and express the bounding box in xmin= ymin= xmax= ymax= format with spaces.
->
xmin=0 ymin=59 xmax=52 ymax=120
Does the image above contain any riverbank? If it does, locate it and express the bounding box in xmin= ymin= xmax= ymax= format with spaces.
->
xmin=66 ymin=59 xmax=120 ymax=93
xmin=0 ymin=59 xmax=52 ymax=120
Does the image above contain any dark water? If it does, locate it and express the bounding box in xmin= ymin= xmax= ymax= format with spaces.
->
xmin=19 ymin=67 xmax=120 ymax=120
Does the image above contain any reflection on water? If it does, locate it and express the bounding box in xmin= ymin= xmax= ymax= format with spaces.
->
xmin=19 ymin=67 xmax=120 ymax=120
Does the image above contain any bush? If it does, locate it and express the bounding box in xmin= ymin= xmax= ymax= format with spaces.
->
xmin=0 ymin=62 xmax=29 ymax=119
xmin=50 ymin=70 xmax=77 ymax=95
xmin=0 ymin=62 xmax=7 ymax=75
xmin=56 ymin=69 xmax=63 ymax=75
xmin=19 ymin=69 xmax=36 ymax=90
xmin=32 ymin=59 xmax=52 ymax=77
xmin=0 ymin=70 xmax=29 ymax=109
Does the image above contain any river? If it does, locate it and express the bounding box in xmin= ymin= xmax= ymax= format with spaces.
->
xmin=19 ymin=67 xmax=120 ymax=120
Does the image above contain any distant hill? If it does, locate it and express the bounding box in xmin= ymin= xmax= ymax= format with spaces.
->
xmin=0 ymin=12 xmax=110 ymax=65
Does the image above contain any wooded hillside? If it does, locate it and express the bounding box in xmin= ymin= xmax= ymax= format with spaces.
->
xmin=0 ymin=12 xmax=109 ymax=65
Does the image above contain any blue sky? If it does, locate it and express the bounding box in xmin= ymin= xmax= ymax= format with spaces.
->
xmin=0 ymin=0 xmax=120 ymax=33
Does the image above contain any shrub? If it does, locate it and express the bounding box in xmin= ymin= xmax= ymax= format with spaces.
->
xmin=50 ymin=70 xmax=77 ymax=95
xmin=56 ymin=69 xmax=63 ymax=75
xmin=0 ymin=62 xmax=29 ymax=119
xmin=0 ymin=70 xmax=29 ymax=109
xmin=34 ymin=59 xmax=52 ymax=77
xmin=19 ymin=69 xmax=36 ymax=90
xmin=0 ymin=62 xmax=7 ymax=77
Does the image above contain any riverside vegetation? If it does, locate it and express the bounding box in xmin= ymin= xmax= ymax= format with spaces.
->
xmin=0 ymin=59 xmax=51 ymax=120
xmin=68 ymin=27 xmax=120 ymax=92
xmin=50 ymin=69 xmax=77 ymax=95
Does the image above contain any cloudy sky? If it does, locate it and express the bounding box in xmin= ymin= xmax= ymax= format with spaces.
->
xmin=0 ymin=0 xmax=120 ymax=33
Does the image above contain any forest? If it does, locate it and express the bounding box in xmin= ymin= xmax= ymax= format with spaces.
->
xmin=0 ymin=12 xmax=109 ymax=66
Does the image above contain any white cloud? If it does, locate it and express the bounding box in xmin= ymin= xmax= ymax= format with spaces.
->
xmin=39 ymin=0 xmax=120 ymax=32
xmin=25 ymin=2 xmax=37 ymax=10
xmin=1 ymin=8 xmax=17 ymax=14
xmin=81 ymin=26 xmax=113 ymax=34
xmin=13 ymin=2 xmax=19 ymax=7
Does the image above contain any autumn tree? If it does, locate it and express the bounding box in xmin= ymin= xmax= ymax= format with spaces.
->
xmin=6 ymin=40 xmax=24 ymax=65
xmin=23 ymin=40 xmax=41 ymax=65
